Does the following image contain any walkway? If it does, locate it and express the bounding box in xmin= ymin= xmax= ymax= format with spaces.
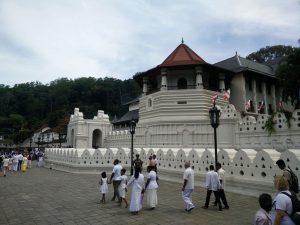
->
xmin=0 ymin=165 xmax=260 ymax=225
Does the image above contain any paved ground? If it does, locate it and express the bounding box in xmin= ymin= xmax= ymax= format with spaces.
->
xmin=0 ymin=164 xmax=260 ymax=225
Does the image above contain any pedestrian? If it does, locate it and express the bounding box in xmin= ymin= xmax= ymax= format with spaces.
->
xmin=254 ymin=193 xmax=272 ymax=225
xmin=276 ymin=159 xmax=299 ymax=194
xmin=109 ymin=159 xmax=122 ymax=203
xmin=182 ymin=161 xmax=195 ymax=213
xmin=133 ymin=154 xmax=143 ymax=172
xmin=214 ymin=162 xmax=229 ymax=209
xmin=3 ymin=156 xmax=9 ymax=177
xmin=271 ymin=176 xmax=295 ymax=225
xmin=0 ymin=153 xmax=3 ymax=172
xmin=99 ymin=171 xmax=108 ymax=204
xmin=8 ymin=156 xmax=13 ymax=171
xmin=202 ymin=165 xmax=222 ymax=211
xmin=12 ymin=153 xmax=18 ymax=171
xmin=127 ymin=168 xmax=144 ymax=214
xmin=119 ymin=168 xmax=129 ymax=208
xmin=27 ymin=154 xmax=32 ymax=169
xmin=144 ymin=165 xmax=158 ymax=210
xmin=17 ymin=152 xmax=23 ymax=171
xmin=22 ymin=155 xmax=28 ymax=172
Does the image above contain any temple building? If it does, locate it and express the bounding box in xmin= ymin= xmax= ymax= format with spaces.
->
xmin=66 ymin=41 xmax=298 ymax=150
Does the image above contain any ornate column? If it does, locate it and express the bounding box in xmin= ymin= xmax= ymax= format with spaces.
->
xmin=271 ymin=84 xmax=277 ymax=112
xmin=142 ymin=77 xmax=148 ymax=96
xmin=195 ymin=66 xmax=203 ymax=89
xmin=262 ymin=82 xmax=268 ymax=114
xmin=252 ymin=79 xmax=258 ymax=113
xmin=160 ymin=68 xmax=168 ymax=91
xmin=219 ymin=73 xmax=225 ymax=92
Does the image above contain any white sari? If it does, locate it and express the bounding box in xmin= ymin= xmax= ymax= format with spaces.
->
xmin=127 ymin=173 xmax=144 ymax=212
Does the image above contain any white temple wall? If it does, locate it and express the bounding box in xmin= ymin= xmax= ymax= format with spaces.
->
xmin=45 ymin=147 xmax=300 ymax=196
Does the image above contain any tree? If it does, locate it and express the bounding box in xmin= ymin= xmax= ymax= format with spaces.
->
xmin=246 ymin=45 xmax=296 ymax=63
xmin=276 ymin=48 xmax=300 ymax=108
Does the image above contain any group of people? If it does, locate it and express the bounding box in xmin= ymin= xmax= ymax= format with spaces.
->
xmin=181 ymin=162 xmax=229 ymax=213
xmin=0 ymin=149 xmax=45 ymax=177
xmin=99 ymin=154 xmax=158 ymax=214
xmin=254 ymin=159 xmax=300 ymax=225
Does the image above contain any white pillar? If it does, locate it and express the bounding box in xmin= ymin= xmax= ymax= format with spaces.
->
xmin=262 ymin=82 xmax=268 ymax=114
xmin=252 ymin=79 xmax=258 ymax=113
xmin=161 ymin=68 xmax=168 ymax=91
xmin=271 ymin=84 xmax=277 ymax=112
xmin=143 ymin=77 xmax=148 ymax=96
xmin=219 ymin=73 xmax=225 ymax=92
xmin=195 ymin=66 xmax=203 ymax=89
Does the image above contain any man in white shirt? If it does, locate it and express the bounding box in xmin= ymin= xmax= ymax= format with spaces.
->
xmin=214 ymin=163 xmax=229 ymax=209
xmin=109 ymin=159 xmax=123 ymax=203
xmin=203 ymin=165 xmax=222 ymax=211
xmin=182 ymin=161 xmax=195 ymax=212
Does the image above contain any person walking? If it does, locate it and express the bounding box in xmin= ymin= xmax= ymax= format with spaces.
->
xmin=254 ymin=193 xmax=272 ymax=225
xmin=3 ymin=156 xmax=9 ymax=177
xmin=271 ymin=176 xmax=295 ymax=225
xmin=109 ymin=159 xmax=122 ymax=203
xmin=144 ymin=166 xmax=158 ymax=210
xmin=182 ymin=161 xmax=195 ymax=213
xmin=127 ymin=168 xmax=144 ymax=214
xmin=276 ymin=159 xmax=299 ymax=194
xmin=133 ymin=154 xmax=143 ymax=172
xmin=202 ymin=165 xmax=222 ymax=211
xmin=214 ymin=162 xmax=229 ymax=209
xmin=99 ymin=172 xmax=108 ymax=204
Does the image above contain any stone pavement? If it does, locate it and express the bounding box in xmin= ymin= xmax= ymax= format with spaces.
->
xmin=0 ymin=164 xmax=260 ymax=225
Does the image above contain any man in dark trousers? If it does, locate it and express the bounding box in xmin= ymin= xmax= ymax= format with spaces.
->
xmin=215 ymin=162 xmax=229 ymax=209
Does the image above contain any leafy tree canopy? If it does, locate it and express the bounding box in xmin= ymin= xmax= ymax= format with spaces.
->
xmin=246 ymin=45 xmax=297 ymax=63
xmin=0 ymin=77 xmax=141 ymax=144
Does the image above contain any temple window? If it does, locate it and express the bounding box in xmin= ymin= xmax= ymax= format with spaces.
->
xmin=177 ymin=77 xmax=187 ymax=89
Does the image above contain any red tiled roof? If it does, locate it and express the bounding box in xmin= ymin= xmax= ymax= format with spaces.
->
xmin=160 ymin=43 xmax=207 ymax=67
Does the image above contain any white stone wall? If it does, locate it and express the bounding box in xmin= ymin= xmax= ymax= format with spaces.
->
xmin=45 ymin=147 xmax=300 ymax=190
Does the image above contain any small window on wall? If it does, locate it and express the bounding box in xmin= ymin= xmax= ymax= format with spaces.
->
xmin=148 ymin=99 xmax=152 ymax=107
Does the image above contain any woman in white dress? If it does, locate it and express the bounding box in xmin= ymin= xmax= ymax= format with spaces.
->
xmin=144 ymin=166 xmax=158 ymax=209
xmin=127 ymin=168 xmax=144 ymax=214
xmin=100 ymin=172 xmax=108 ymax=203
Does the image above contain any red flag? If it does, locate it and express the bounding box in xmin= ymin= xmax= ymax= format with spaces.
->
xmin=211 ymin=94 xmax=218 ymax=104
xmin=223 ymin=89 xmax=230 ymax=101
xmin=245 ymin=100 xmax=251 ymax=111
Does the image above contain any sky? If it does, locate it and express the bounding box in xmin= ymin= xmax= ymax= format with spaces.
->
xmin=0 ymin=0 xmax=299 ymax=87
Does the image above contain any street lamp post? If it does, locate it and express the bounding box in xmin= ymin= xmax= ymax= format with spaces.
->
xmin=59 ymin=133 xmax=62 ymax=148
xmin=29 ymin=138 xmax=32 ymax=150
xmin=209 ymin=102 xmax=221 ymax=171
xmin=47 ymin=133 xmax=50 ymax=148
xmin=129 ymin=119 xmax=136 ymax=176
xmin=38 ymin=136 xmax=41 ymax=152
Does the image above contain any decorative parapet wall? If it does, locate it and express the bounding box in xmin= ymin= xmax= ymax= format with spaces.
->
xmin=45 ymin=147 xmax=300 ymax=196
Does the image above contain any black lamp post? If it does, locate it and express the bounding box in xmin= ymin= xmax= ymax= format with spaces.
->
xmin=209 ymin=102 xmax=221 ymax=171
xmin=29 ymin=138 xmax=32 ymax=150
xmin=59 ymin=133 xmax=62 ymax=148
xmin=129 ymin=119 xmax=136 ymax=176
xmin=47 ymin=133 xmax=50 ymax=148
xmin=38 ymin=136 xmax=41 ymax=152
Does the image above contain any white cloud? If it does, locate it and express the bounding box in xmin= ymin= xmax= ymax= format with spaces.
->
xmin=0 ymin=0 xmax=299 ymax=86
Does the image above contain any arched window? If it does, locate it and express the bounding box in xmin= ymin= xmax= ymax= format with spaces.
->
xmin=178 ymin=78 xmax=187 ymax=89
